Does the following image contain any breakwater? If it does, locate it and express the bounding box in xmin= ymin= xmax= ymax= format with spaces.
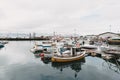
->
xmin=0 ymin=37 xmax=50 ymax=41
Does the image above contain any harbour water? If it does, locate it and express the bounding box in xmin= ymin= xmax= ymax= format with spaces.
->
xmin=0 ymin=41 xmax=120 ymax=80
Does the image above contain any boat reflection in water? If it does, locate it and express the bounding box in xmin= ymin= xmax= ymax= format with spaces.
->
xmin=41 ymin=57 xmax=52 ymax=64
xmin=94 ymin=54 xmax=120 ymax=74
xmin=40 ymin=57 xmax=85 ymax=78
xmin=51 ymin=58 xmax=85 ymax=78
xmin=102 ymin=58 xmax=120 ymax=74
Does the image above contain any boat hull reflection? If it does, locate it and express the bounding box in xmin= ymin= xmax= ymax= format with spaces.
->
xmin=52 ymin=58 xmax=85 ymax=71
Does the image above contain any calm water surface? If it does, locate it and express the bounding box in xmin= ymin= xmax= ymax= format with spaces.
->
xmin=0 ymin=41 xmax=120 ymax=80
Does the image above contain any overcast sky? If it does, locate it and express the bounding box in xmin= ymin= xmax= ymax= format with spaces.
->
xmin=0 ymin=0 xmax=120 ymax=35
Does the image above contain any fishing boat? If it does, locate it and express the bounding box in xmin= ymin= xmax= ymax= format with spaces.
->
xmin=51 ymin=47 xmax=86 ymax=62
xmin=30 ymin=43 xmax=43 ymax=53
xmin=108 ymin=37 xmax=120 ymax=45
xmin=80 ymin=44 xmax=97 ymax=50
xmin=30 ymin=41 xmax=54 ymax=53
xmin=101 ymin=53 xmax=115 ymax=60
xmin=103 ymin=49 xmax=120 ymax=55
xmin=30 ymin=44 xmax=52 ymax=53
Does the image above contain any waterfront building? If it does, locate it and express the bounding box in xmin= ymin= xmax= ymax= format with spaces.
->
xmin=98 ymin=32 xmax=120 ymax=39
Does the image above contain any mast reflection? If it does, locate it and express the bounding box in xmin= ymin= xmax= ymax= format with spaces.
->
xmin=94 ymin=55 xmax=120 ymax=74
xmin=102 ymin=59 xmax=120 ymax=74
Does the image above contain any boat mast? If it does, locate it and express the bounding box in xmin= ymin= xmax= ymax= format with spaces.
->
xmin=74 ymin=29 xmax=77 ymax=43
xmin=109 ymin=25 xmax=111 ymax=32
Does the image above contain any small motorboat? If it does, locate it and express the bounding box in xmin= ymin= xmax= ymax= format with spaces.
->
xmin=108 ymin=37 xmax=120 ymax=45
xmin=0 ymin=43 xmax=4 ymax=48
xmin=30 ymin=43 xmax=53 ymax=54
xmin=81 ymin=44 xmax=97 ymax=50
xmin=30 ymin=44 xmax=43 ymax=53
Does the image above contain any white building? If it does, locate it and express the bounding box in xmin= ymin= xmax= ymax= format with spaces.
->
xmin=98 ymin=32 xmax=120 ymax=39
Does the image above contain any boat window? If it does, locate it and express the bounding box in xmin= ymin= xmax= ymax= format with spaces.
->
xmin=66 ymin=48 xmax=71 ymax=50
xmin=112 ymin=39 xmax=120 ymax=40
xmin=44 ymin=48 xmax=47 ymax=51
xmin=76 ymin=48 xmax=81 ymax=52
